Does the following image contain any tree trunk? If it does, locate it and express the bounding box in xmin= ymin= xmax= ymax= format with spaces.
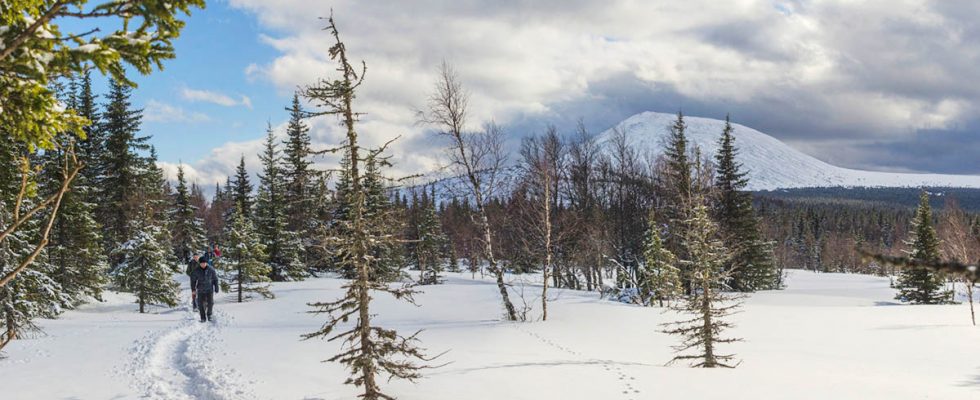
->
xmin=701 ymin=281 xmax=715 ymax=368
xmin=238 ymin=265 xmax=243 ymax=303
xmin=967 ymin=280 xmax=976 ymax=326
xmin=2 ymin=288 xmax=16 ymax=350
xmin=542 ymin=179 xmax=552 ymax=322
xmin=139 ymin=274 xmax=146 ymax=314
xmin=480 ymin=211 xmax=517 ymax=321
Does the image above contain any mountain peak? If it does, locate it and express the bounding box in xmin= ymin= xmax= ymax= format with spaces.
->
xmin=598 ymin=112 xmax=980 ymax=190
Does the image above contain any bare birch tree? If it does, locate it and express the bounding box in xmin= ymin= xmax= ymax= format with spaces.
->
xmin=938 ymin=197 xmax=980 ymax=325
xmin=419 ymin=62 xmax=518 ymax=321
xmin=517 ymin=127 xmax=564 ymax=321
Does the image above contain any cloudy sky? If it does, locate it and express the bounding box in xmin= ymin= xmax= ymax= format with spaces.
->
xmin=108 ymin=0 xmax=980 ymax=189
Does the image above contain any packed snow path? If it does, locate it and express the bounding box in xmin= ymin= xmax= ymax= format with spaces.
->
xmin=127 ymin=307 xmax=254 ymax=400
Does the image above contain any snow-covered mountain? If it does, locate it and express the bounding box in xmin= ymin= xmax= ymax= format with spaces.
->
xmin=599 ymin=112 xmax=980 ymax=191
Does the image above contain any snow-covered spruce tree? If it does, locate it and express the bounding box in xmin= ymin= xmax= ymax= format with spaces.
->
xmin=662 ymin=112 xmax=694 ymax=293
xmin=307 ymin=173 xmax=335 ymax=273
xmin=329 ymin=152 xmax=403 ymax=282
xmin=447 ymin=244 xmax=461 ymax=273
xmin=712 ymin=116 xmax=778 ymax=291
xmin=301 ymin=16 xmax=435 ymax=399
xmin=224 ymin=206 xmax=273 ymax=302
xmin=283 ymin=94 xmax=315 ymax=236
xmin=0 ymin=140 xmax=71 ymax=352
xmin=1 ymin=1 xmax=202 ymax=290
xmin=363 ymin=157 xmax=406 ymax=283
xmin=255 ymin=125 xmax=306 ymax=282
xmin=420 ymin=62 xmax=519 ymax=321
xmin=639 ymin=211 xmax=680 ymax=307
xmin=282 ymin=94 xmax=320 ymax=272
xmin=111 ymin=214 xmax=179 ymax=314
xmin=662 ymin=198 xmax=741 ymax=368
xmin=329 ymin=150 xmax=355 ymax=278
xmin=39 ymin=135 xmax=107 ymax=305
xmin=34 ymin=81 xmax=107 ymax=305
xmin=894 ymin=192 xmax=951 ymax=304
xmin=170 ymin=165 xmax=206 ymax=264
xmin=141 ymin=147 xmax=175 ymax=261
xmin=416 ymin=186 xmax=448 ymax=285
xmin=100 ymin=79 xmax=150 ymax=266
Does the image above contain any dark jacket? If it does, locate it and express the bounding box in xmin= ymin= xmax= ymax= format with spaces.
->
xmin=185 ymin=259 xmax=198 ymax=277
xmin=190 ymin=265 xmax=220 ymax=294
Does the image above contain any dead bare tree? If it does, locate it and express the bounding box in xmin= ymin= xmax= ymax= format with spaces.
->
xmin=419 ymin=62 xmax=518 ymax=321
xmin=516 ymin=126 xmax=568 ymax=321
xmin=300 ymin=15 xmax=437 ymax=399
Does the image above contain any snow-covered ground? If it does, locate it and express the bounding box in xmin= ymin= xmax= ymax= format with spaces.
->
xmin=2 ymin=270 xmax=979 ymax=399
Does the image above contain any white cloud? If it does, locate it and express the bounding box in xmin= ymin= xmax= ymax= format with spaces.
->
xmin=180 ymin=87 xmax=253 ymax=109
xmin=144 ymin=100 xmax=211 ymax=123
xmin=196 ymin=0 xmax=980 ymax=177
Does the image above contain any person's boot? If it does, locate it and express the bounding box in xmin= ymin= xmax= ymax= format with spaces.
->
xmin=207 ymin=314 xmax=213 ymax=322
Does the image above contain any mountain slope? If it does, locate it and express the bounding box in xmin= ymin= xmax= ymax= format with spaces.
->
xmin=599 ymin=112 xmax=980 ymax=190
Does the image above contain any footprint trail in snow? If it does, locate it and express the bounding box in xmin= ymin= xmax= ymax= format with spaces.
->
xmin=125 ymin=308 xmax=254 ymax=400
xmin=515 ymin=324 xmax=641 ymax=399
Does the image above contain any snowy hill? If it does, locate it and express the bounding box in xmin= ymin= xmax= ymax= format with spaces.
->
xmin=2 ymin=271 xmax=980 ymax=399
xmin=600 ymin=112 xmax=980 ymax=190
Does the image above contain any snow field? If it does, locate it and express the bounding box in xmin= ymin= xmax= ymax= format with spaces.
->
xmin=1 ymin=270 xmax=979 ymax=399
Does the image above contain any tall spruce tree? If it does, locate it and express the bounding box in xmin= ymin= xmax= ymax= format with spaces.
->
xmin=894 ymin=192 xmax=950 ymax=304
xmin=639 ymin=211 xmax=680 ymax=307
xmin=300 ymin=17 xmax=435 ymax=399
xmin=363 ymin=157 xmax=405 ymax=283
xmin=224 ymin=206 xmax=273 ymax=302
xmin=142 ymin=147 xmax=174 ymax=253
xmin=40 ymin=88 xmax=107 ymax=304
xmin=663 ymin=198 xmax=741 ymax=368
xmin=170 ymin=165 xmax=206 ymax=263
xmin=255 ymin=125 xmax=306 ymax=281
xmin=662 ymin=112 xmax=694 ymax=292
xmin=76 ymin=70 xmax=108 ymax=192
xmin=712 ymin=116 xmax=778 ymax=291
xmin=307 ymin=173 xmax=334 ymax=273
xmin=228 ymin=156 xmax=254 ymax=221
xmin=329 ymin=150 xmax=355 ymax=278
xmin=100 ymin=79 xmax=149 ymax=265
xmin=282 ymin=94 xmax=314 ymax=235
xmin=111 ymin=215 xmax=180 ymax=313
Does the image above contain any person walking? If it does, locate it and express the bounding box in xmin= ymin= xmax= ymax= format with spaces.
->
xmin=185 ymin=254 xmax=200 ymax=309
xmin=190 ymin=253 xmax=220 ymax=322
